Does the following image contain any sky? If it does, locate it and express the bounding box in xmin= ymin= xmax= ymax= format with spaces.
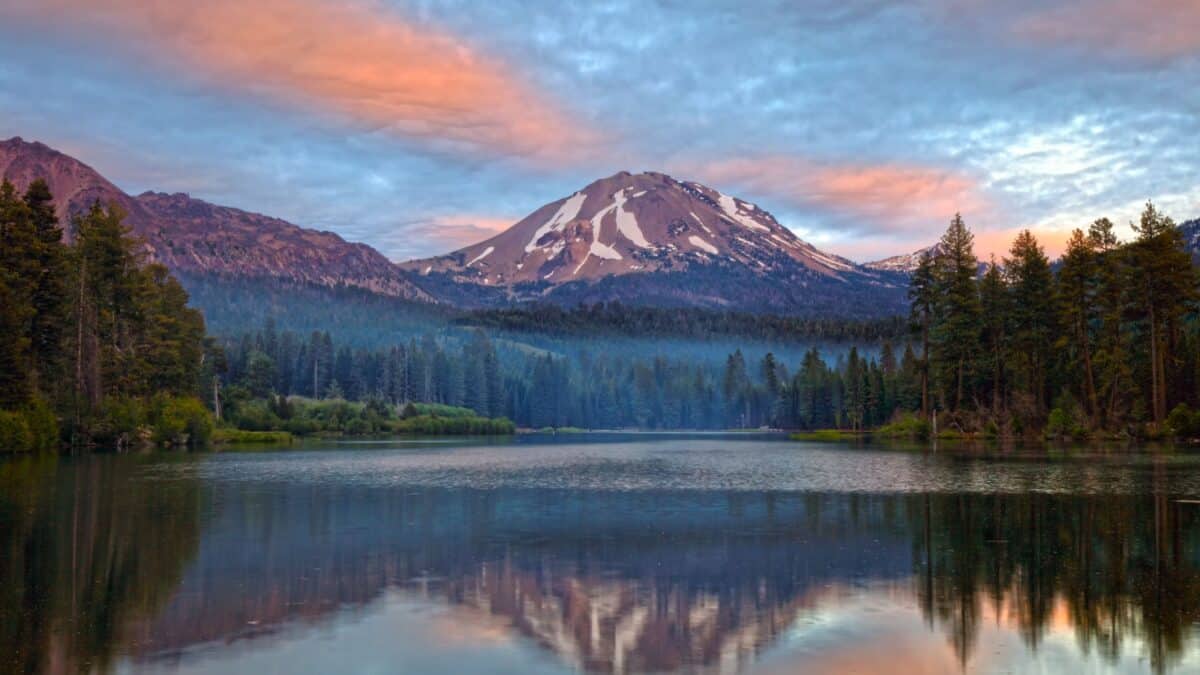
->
xmin=1 ymin=0 xmax=1197 ymax=263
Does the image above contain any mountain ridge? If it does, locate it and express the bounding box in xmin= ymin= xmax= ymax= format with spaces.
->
xmin=0 ymin=137 xmax=432 ymax=301
xmin=2 ymin=137 xmax=915 ymax=318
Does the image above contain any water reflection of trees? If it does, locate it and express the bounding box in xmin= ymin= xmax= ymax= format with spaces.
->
xmin=3 ymin=460 xmax=1200 ymax=674
xmin=912 ymin=492 xmax=1200 ymax=673
xmin=0 ymin=456 xmax=201 ymax=674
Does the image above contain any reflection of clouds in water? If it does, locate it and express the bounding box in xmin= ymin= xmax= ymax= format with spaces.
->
xmin=183 ymin=440 xmax=1200 ymax=496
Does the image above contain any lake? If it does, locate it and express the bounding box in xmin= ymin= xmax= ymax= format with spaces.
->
xmin=3 ymin=435 xmax=1200 ymax=674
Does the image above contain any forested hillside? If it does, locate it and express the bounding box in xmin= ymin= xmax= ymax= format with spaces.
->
xmin=215 ymin=202 xmax=1200 ymax=439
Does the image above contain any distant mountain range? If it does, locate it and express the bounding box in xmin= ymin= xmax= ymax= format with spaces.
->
xmin=9 ymin=136 xmax=1192 ymax=321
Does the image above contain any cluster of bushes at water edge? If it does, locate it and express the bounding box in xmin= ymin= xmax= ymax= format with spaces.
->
xmin=222 ymin=394 xmax=514 ymax=439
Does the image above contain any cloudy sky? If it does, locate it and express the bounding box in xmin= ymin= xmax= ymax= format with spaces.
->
xmin=1 ymin=0 xmax=1197 ymax=262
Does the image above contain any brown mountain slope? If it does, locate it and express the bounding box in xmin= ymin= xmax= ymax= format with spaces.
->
xmin=0 ymin=137 xmax=432 ymax=301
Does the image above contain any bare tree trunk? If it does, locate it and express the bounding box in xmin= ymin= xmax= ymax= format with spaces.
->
xmin=1079 ymin=318 xmax=1098 ymax=423
xmin=920 ymin=325 xmax=929 ymax=420
xmin=74 ymin=256 xmax=86 ymax=436
xmin=1149 ymin=306 xmax=1162 ymax=425
xmin=212 ymin=375 xmax=222 ymax=421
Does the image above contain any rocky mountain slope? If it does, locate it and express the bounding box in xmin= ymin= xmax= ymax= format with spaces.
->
xmin=402 ymin=171 xmax=908 ymax=316
xmin=0 ymin=137 xmax=432 ymax=301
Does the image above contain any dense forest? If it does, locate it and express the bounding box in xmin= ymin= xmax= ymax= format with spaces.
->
xmin=218 ymin=319 xmax=915 ymax=432
xmin=4 ymin=177 xmax=1200 ymax=445
xmin=219 ymin=202 xmax=1200 ymax=439
xmin=0 ymin=180 xmax=215 ymax=450
xmin=908 ymin=204 xmax=1200 ymax=438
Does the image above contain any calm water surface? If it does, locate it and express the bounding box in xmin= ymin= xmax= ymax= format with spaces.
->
xmin=3 ymin=435 xmax=1200 ymax=674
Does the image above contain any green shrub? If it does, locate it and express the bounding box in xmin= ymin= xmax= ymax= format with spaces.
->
xmin=231 ymin=400 xmax=282 ymax=431
xmin=877 ymin=413 xmax=931 ymax=440
xmin=22 ymin=398 xmax=60 ymax=452
xmin=151 ymin=396 xmax=213 ymax=446
xmin=212 ymin=428 xmax=292 ymax=444
xmin=284 ymin=417 xmax=321 ymax=435
xmin=406 ymin=402 xmax=477 ymax=418
xmin=1168 ymin=403 xmax=1200 ymax=439
xmin=0 ymin=410 xmax=33 ymax=453
xmin=391 ymin=414 xmax=514 ymax=435
xmin=1045 ymin=396 xmax=1088 ymax=440
xmin=90 ymin=397 xmax=147 ymax=446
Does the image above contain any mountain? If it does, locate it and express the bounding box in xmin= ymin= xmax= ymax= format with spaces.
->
xmin=864 ymin=245 xmax=939 ymax=274
xmin=0 ymin=137 xmax=432 ymax=301
xmin=1180 ymin=218 xmax=1200 ymax=258
xmin=402 ymin=171 xmax=908 ymax=317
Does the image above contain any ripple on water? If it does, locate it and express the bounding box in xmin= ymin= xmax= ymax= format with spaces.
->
xmin=140 ymin=438 xmax=1200 ymax=496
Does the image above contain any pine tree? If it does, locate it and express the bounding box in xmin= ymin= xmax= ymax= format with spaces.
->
xmin=0 ymin=181 xmax=35 ymax=407
xmin=931 ymin=214 xmax=981 ymax=411
xmin=978 ymin=258 xmax=1009 ymax=412
xmin=909 ymin=251 xmax=936 ymax=418
xmin=1056 ymin=229 xmax=1100 ymax=420
xmin=1005 ymin=230 xmax=1056 ymax=417
xmin=1087 ymin=218 xmax=1128 ymax=427
xmin=23 ymin=179 xmax=68 ymax=397
xmin=1126 ymin=202 xmax=1197 ymax=426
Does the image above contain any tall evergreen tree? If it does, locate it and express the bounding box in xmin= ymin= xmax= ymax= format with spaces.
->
xmin=978 ymin=258 xmax=1010 ymax=412
xmin=909 ymin=251 xmax=936 ymax=418
xmin=1125 ymin=202 xmax=1197 ymax=425
xmin=931 ymin=214 xmax=981 ymax=411
xmin=1057 ymin=229 xmax=1100 ymax=420
xmin=1005 ymin=230 xmax=1056 ymax=417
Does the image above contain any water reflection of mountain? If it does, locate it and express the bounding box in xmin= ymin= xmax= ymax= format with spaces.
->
xmin=130 ymin=485 xmax=1200 ymax=673
xmin=130 ymin=488 xmax=914 ymax=673
xmin=3 ymin=457 xmax=1200 ymax=674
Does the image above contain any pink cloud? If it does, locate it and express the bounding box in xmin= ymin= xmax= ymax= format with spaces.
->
xmin=2 ymin=0 xmax=593 ymax=161
xmin=1013 ymin=0 xmax=1200 ymax=61
xmin=384 ymin=213 xmax=514 ymax=262
xmin=682 ymin=155 xmax=990 ymax=235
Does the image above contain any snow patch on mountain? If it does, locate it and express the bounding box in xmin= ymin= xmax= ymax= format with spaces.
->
xmin=526 ymin=191 xmax=586 ymax=253
xmin=466 ymin=246 xmax=494 ymax=266
xmin=689 ymin=235 xmax=719 ymax=255
xmin=613 ymin=187 xmax=651 ymax=248
xmin=718 ymin=192 xmax=770 ymax=232
xmin=689 ymin=211 xmax=713 ymax=235
xmin=590 ymin=241 xmax=623 ymax=260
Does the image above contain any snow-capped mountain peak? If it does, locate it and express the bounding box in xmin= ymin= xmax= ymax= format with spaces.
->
xmin=403 ymin=171 xmax=862 ymax=285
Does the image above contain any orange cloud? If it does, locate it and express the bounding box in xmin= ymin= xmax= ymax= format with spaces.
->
xmin=1013 ymin=0 xmax=1200 ymax=60
xmin=684 ymin=155 xmax=989 ymax=234
xmin=2 ymin=0 xmax=591 ymax=160
xmin=384 ymin=213 xmax=515 ymax=262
